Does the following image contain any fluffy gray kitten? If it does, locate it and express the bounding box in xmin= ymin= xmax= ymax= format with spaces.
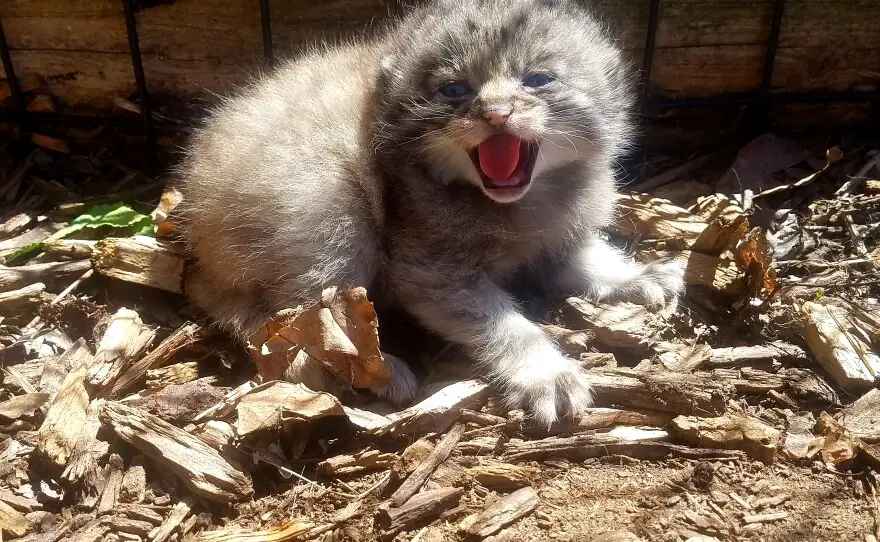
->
xmin=177 ymin=0 xmax=684 ymax=426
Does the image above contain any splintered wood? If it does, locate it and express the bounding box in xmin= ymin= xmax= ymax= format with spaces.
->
xmin=91 ymin=236 xmax=185 ymax=293
xmin=99 ymin=401 xmax=253 ymax=503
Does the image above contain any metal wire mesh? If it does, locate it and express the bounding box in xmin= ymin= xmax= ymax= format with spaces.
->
xmin=0 ymin=0 xmax=878 ymax=151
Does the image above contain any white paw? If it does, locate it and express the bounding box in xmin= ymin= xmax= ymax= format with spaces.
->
xmin=369 ymin=352 xmax=419 ymax=407
xmin=499 ymin=343 xmax=593 ymax=428
xmin=615 ymin=260 xmax=685 ymax=308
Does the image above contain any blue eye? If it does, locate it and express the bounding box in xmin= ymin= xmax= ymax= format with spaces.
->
xmin=439 ymin=82 xmax=471 ymax=99
xmin=523 ymin=74 xmax=555 ymax=88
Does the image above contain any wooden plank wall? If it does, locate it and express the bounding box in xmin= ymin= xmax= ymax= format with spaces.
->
xmin=1 ymin=0 xmax=878 ymax=115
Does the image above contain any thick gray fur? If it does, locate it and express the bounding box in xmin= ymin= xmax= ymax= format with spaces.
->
xmin=176 ymin=0 xmax=684 ymax=427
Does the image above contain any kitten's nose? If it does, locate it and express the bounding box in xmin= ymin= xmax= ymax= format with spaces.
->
xmin=483 ymin=107 xmax=511 ymax=126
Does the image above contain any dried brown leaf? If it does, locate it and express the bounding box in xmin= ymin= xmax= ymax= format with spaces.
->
xmin=234 ymin=381 xmax=345 ymax=437
xmin=248 ymin=287 xmax=390 ymax=388
xmin=734 ymin=227 xmax=777 ymax=296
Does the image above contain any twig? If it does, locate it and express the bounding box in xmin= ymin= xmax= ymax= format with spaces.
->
xmin=390 ymin=423 xmax=465 ymax=506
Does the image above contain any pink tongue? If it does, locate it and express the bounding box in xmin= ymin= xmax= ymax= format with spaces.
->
xmin=478 ymin=134 xmax=521 ymax=181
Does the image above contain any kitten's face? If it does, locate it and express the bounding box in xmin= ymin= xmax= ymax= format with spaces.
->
xmin=375 ymin=0 xmax=632 ymax=204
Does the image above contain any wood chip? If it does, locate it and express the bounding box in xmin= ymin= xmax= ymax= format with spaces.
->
xmin=194 ymin=518 xmax=315 ymax=541
xmin=317 ymin=449 xmax=398 ymax=477
xmin=377 ymin=487 xmax=464 ymax=538
xmin=87 ymin=308 xmax=156 ymax=389
xmin=391 ymin=423 xmax=465 ymax=506
xmin=0 ymin=259 xmax=91 ymax=291
xmin=0 ymin=499 xmax=30 ymax=537
xmin=503 ymin=431 xmax=745 ymax=462
xmin=373 ymin=380 xmax=490 ymax=437
xmin=669 ymin=414 xmax=781 ymax=463
xmin=92 ymin=236 xmax=185 ymax=293
xmin=565 ymin=298 xmax=669 ymax=350
xmin=0 ymin=283 xmax=47 ymax=319
xmin=0 ymin=392 xmax=49 ymax=420
xmin=466 ymin=461 xmax=538 ymax=489
xmin=742 ymin=511 xmax=789 ymax=524
xmin=462 ymin=486 xmax=539 ymax=539
xmin=799 ymin=300 xmax=880 ymax=391
xmin=37 ymin=337 xmax=101 ymax=469
xmin=97 ymin=454 xmax=124 ymax=514
xmin=150 ymin=499 xmax=192 ymax=542
xmin=146 ymin=362 xmax=202 ymax=389
xmin=100 ymin=401 xmax=253 ymax=503
xmin=838 ymin=388 xmax=880 ymax=443
xmin=586 ymin=368 xmax=734 ymax=416
xmin=110 ymin=321 xmax=203 ymax=397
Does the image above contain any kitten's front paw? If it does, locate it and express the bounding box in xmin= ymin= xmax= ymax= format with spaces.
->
xmin=369 ymin=352 xmax=419 ymax=407
xmin=617 ymin=260 xmax=685 ymax=308
xmin=501 ymin=344 xmax=592 ymax=428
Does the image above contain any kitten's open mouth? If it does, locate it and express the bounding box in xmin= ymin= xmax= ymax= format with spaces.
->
xmin=470 ymin=134 xmax=539 ymax=196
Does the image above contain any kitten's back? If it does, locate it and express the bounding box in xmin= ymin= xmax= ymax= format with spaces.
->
xmin=178 ymin=44 xmax=384 ymax=334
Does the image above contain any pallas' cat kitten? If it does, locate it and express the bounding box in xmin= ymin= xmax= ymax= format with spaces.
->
xmin=178 ymin=0 xmax=684 ymax=426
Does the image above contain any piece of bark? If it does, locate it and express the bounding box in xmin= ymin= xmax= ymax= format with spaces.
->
xmin=503 ymin=432 xmax=745 ymax=462
xmin=0 ymin=491 xmax=42 ymax=513
xmin=135 ymin=379 xmax=229 ymax=425
xmin=373 ymin=380 xmax=491 ymax=437
xmin=0 ymin=499 xmax=30 ymax=537
xmin=586 ymin=369 xmax=734 ymax=416
xmin=385 ymin=437 xmax=436 ymax=496
xmin=743 ymin=512 xmax=789 ymax=524
xmin=0 ymin=393 xmax=49 ymax=420
xmin=110 ymin=322 xmax=203 ymax=397
xmin=669 ymin=414 xmax=781 ymax=463
xmin=588 ymin=530 xmax=646 ymax=542
xmin=377 ymin=487 xmax=464 ymax=538
xmin=119 ymin=465 xmax=146 ymax=504
xmin=391 ymin=423 xmax=466 ymax=507
xmin=39 ymin=338 xmax=90 ymax=406
xmin=36 ymin=338 xmax=100 ymax=469
xmin=146 ymin=361 xmax=203 ymax=389
xmin=342 ymin=405 xmax=392 ymax=432
xmin=655 ymin=342 xmax=712 ymax=372
xmin=564 ymin=298 xmax=670 ymax=350
xmin=838 ymin=389 xmax=880 ymax=443
xmin=97 ymin=454 xmax=124 ymax=514
xmin=704 ymin=342 xmax=809 ymax=369
xmin=86 ymin=308 xmax=156 ymax=389
xmin=192 ymin=381 xmax=258 ymax=422
xmin=0 ymin=283 xmax=47 ymax=318
xmin=317 ymin=449 xmax=398 ymax=477
xmin=462 ymin=487 xmax=539 ymax=539
xmin=190 ymin=420 xmax=235 ymax=449
xmin=194 ymin=518 xmax=315 ymax=542
xmin=62 ymin=399 xmax=107 ymax=494
xmin=540 ymin=324 xmax=594 ymax=358
xmin=0 ymin=259 xmax=91 ymax=291
xmin=42 ymin=239 xmax=96 ymax=260
xmin=466 ymin=461 xmax=538 ymax=490
xmin=798 ymin=300 xmax=880 ymax=391
xmin=573 ymin=408 xmax=674 ymax=432
xmin=99 ymin=401 xmax=253 ymax=503
xmin=812 ymin=411 xmax=880 ymax=471
xmin=710 ymin=367 xmax=838 ymax=406
xmin=150 ymin=499 xmax=191 ymax=542
xmin=92 ymin=236 xmax=185 ymax=294
xmin=0 ymin=213 xmax=33 ymax=239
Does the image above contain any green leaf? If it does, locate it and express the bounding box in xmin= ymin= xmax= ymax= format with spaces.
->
xmin=8 ymin=202 xmax=155 ymax=266
xmin=4 ymin=242 xmax=43 ymax=266
xmin=44 ymin=202 xmax=155 ymax=244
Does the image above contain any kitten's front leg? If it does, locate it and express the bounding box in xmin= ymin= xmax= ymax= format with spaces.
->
xmin=552 ymin=237 xmax=685 ymax=307
xmin=390 ymin=260 xmax=591 ymax=427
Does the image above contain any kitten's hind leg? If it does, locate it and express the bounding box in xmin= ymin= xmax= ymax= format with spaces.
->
xmin=550 ymin=237 xmax=685 ymax=308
